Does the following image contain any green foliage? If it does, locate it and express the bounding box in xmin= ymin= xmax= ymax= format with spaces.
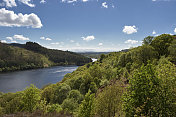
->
xmin=123 ymin=63 xmax=176 ymax=116
xmin=142 ymin=36 xmax=154 ymax=45
xmin=24 ymin=42 xmax=92 ymax=66
xmin=47 ymin=104 xmax=62 ymax=113
xmin=1 ymin=34 xmax=176 ymax=116
xmin=151 ymin=34 xmax=174 ymax=56
xmin=22 ymin=85 xmax=41 ymax=112
xmin=78 ymin=90 xmax=95 ymax=117
xmin=61 ymin=98 xmax=78 ymax=113
xmin=54 ymin=83 xmax=71 ymax=104
xmin=68 ymin=90 xmax=83 ymax=104
xmin=93 ymin=82 xmax=125 ymax=117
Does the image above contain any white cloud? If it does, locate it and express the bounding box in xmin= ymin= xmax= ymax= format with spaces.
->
xmin=1 ymin=0 xmax=17 ymax=7
xmin=11 ymin=40 xmax=17 ymax=43
xmin=174 ymin=28 xmax=176 ymax=33
xmin=98 ymin=43 xmax=103 ymax=46
xmin=123 ymin=25 xmax=138 ymax=34
xmin=6 ymin=37 xmax=13 ymax=40
xmin=1 ymin=40 xmax=7 ymax=43
xmin=70 ymin=40 xmax=75 ymax=43
xmin=152 ymin=30 xmax=156 ymax=35
xmin=51 ymin=42 xmax=60 ymax=45
xmin=18 ymin=0 xmax=35 ymax=7
xmin=125 ymin=39 xmax=139 ymax=44
xmin=13 ymin=34 xmax=29 ymax=40
xmin=82 ymin=35 xmax=95 ymax=41
xmin=62 ymin=0 xmax=77 ymax=3
xmin=40 ymin=0 xmax=46 ymax=4
xmin=0 ymin=8 xmax=42 ymax=28
xmin=82 ymin=0 xmax=88 ymax=2
xmin=102 ymin=2 xmax=108 ymax=8
xmin=40 ymin=37 xmax=52 ymax=41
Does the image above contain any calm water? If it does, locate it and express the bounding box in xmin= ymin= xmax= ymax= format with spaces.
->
xmin=0 ymin=66 xmax=78 ymax=93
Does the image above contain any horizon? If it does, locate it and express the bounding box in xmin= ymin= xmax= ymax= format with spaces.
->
xmin=0 ymin=0 xmax=176 ymax=52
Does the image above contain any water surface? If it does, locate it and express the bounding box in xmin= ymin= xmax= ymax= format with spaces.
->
xmin=0 ymin=66 xmax=78 ymax=93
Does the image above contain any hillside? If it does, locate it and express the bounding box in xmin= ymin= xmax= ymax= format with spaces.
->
xmin=0 ymin=42 xmax=91 ymax=72
xmin=0 ymin=42 xmax=53 ymax=72
xmin=0 ymin=34 xmax=176 ymax=117
xmin=10 ymin=42 xmax=92 ymax=66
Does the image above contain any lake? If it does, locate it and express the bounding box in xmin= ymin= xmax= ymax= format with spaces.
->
xmin=0 ymin=66 xmax=78 ymax=93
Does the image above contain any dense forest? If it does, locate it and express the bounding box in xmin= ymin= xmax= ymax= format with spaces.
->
xmin=0 ymin=42 xmax=91 ymax=72
xmin=0 ymin=34 xmax=176 ymax=117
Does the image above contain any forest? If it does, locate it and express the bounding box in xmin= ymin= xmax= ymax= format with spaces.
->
xmin=0 ymin=34 xmax=176 ymax=117
xmin=0 ymin=42 xmax=91 ymax=72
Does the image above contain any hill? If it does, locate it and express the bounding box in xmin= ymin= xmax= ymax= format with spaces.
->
xmin=0 ymin=42 xmax=91 ymax=72
xmin=1 ymin=34 xmax=176 ymax=116
xmin=0 ymin=42 xmax=52 ymax=72
xmin=10 ymin=42 xmax=92 ymax=66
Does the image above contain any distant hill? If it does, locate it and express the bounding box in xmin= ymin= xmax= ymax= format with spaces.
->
xmin=0 ymin=42 xmax=92 ymax=72
xmin=0 ymin=42 xmax=52 ymax=72
xmin=79 ymin=52 xmax=110 ymax=59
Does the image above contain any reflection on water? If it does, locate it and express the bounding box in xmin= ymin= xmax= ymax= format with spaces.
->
xmin=0 ymin=66 xmax=78 ymax=93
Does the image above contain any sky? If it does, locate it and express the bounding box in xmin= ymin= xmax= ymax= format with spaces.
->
xmin=0 ymin=0 xmax=176 ymax=52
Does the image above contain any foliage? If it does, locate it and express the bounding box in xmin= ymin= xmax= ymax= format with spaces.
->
xmin=123 ymin=63 xmax=176 ymax=116
xmin=1 ymin=34 xmax=176 ymax=117
xmin=93 ymin=82 xmax=125 ymax=117
xmin=22 ymin=85 xmax=41 ymax=112
xmin=78 ymin=90 xmax=95 ymax=117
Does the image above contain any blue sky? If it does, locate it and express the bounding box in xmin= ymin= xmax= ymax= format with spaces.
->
xmin=0 ymin=0 xmax=176 ymax=52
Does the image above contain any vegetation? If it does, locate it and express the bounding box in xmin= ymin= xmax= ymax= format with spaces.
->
xmin=0 ymin=34 xmax=176 ymax=117
xmin=0 ymin=42 xmax=91 ymax=72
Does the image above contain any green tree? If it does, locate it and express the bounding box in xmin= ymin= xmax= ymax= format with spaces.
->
xmin=78 ymin=90 xmax=95 ymax=117
xmin=61 ymin=98 xmax=78 ymax=113
xmin=93 ymin=82 xmax=124 ymax=117
xmin=151 ymin=34 xmax=174 ymax=56
xmin=68 ymin=90 xmax=83 ymax=104
xmin=142 ymin=36 xmax=154 ymax=45
xmin=123 ymin=63 xmax=176 ymax=116
xmin=22 ymin=85 xmax=41 ymax=112
xmin=54 ymin=83 xmax=71 ymax=104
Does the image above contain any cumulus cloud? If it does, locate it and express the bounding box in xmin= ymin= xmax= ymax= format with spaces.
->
xmin=174 ymin=28 xmax=176 ymax=33
xmin=125 ymin=39 xmax=139 ymax=44
xmin=82 ymin=35 xmax=95 ymax=41
xmin=1 ymin=40 xmax=7 ymax=43
xmin=40 ymin=0 xmax=46 ymax=4
xmin=6 ymin=37 xmax=13 ymax=40
xmin=123 ymin=25 xmax=138 ymax=34
xmin=40 ymin=37 xmax=52 ymax=41
xmin=82 ymin=0 xmax=88 ymax=2
xmin=102 ymin=2 xmax=108 ymax=8
xmin=152 ymin=30 xmax=156 ymax=35
xmin=0 ymin=8 xmax=42 ymax=28
xmin=0 ymin=0 xmax=17 ymax=7
xmin=98 ymin=43 xmax=103 ymax=46
xmin=5 ymin=34 xmax=29 ymax=42
xmin=13 ymin=35 xmax=29 ymax=40
xmin=18 ymin=0 xmax=35 ymax=7
xmin=62 ymin=0 xmax=77 ymax=3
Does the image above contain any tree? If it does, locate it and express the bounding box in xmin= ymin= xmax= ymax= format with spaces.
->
xmin=68 ymin=90 xmax=83 ymax=104
xmin=123 ymin=63 xmax=176 ymax=116
xmin=54 ymin=83 xmax=71 ymax=104
xmin=61 ymin=98 xmax=78 ymax=113
xmin=142 ymin=36 xmax=154 ymax=45
xmin=78 ymin=90 xmax=95 ymax=117
xmin=151 ymin=34 xmax=174 ymax=56
xmin=22 ymin=85 xmax=41 ymax=112
xmin=93 ymin=82 xmax=124 ymax=117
